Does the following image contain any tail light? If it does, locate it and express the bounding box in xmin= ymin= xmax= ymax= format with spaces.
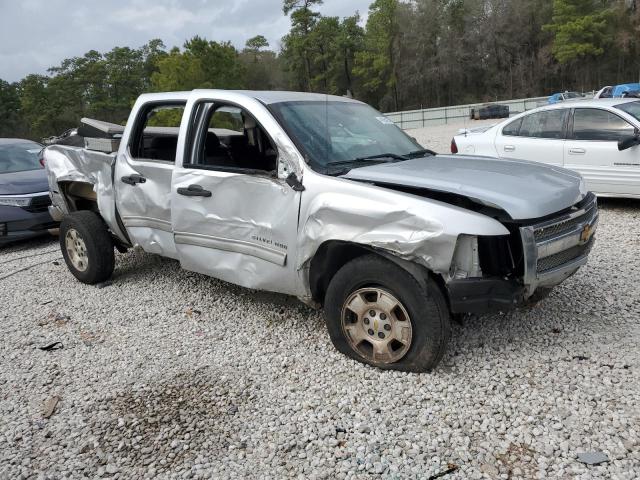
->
xmin=450 ymin=138 xmax=458 ymax=154
xmin=39 ymin=150 xmax=46 ymax=168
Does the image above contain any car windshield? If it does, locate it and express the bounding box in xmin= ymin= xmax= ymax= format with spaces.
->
xmin=269 ymin=100 xmax=423 ymax=172
xmin=565 ymin=92 xmax=581 ymax=99
xmin=615 ymin=101 xmax=640 ymax=122
xmin=0 ymin=141 xmax=43 ymax=174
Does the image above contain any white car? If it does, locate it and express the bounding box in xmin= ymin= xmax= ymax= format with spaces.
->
xmin=452 ymin=99 xmax=640 ymax=197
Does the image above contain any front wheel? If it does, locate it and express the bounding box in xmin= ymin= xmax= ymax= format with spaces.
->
xmin=60 ymin=211 xmax=115 ymax=284
xmin=324 ymin=255 xmax=451 ymax=372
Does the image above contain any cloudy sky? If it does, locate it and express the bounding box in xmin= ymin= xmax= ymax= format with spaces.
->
xmin=0 ymin=0 xmax=372 ymax=82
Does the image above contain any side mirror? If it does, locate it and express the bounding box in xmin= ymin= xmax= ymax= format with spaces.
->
xmin=618 ymin=134 xmax=640 ymax=151
xmin=285 ymin=172 xmax=305 ymax=191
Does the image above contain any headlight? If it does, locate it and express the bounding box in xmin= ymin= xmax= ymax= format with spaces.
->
xmin=0 ymin=196 xmax=31 ymax=207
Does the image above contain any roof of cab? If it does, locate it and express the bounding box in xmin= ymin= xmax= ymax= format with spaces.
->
xmin=136 ymin=90 xmax=360 ymax=105
xmin=231 ymin=90 xmax=360 ymax=105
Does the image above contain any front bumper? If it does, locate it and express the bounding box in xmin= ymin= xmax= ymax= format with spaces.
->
xmin=448 ymin=193 xmax=598 ymax=314
xmin=0 ymin=200 xmax=59 ymax=245
xmin=448 ymin=277 xmax=525 ymax=314
xmin=520 ymin=192 xmax=598 ymax=296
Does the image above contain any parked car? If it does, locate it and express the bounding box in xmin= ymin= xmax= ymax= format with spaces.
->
xmin=0 ymin=139 xmax=58 ymax=245
xmin=594 ymin=86 xmax=613 ymax=99
xmin=469 ymin=104 xmax=509 ymax=120
xmin=451 ymin=99 xmax=640 ymax=197
xmin=548 ymin=91 xmax=583 ymax=104
xmin=594 ymin=83 xmax=640 ymax=99
xmin=44 ymin=90 xmax=597 ymax=372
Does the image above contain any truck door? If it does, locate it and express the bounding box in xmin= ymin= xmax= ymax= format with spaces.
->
xmin=565 ymin=107 xmax=640 ymax=195
xmin=114 ymin=101 xmax=186 ymax=259
xmin=170 ymin=99 xmax=302 ymax=295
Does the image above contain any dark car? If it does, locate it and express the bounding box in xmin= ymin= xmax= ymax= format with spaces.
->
xmin=0 ymin=139 xmax=57 ymax=245
xmin=470 ymin=104 xmax=509 ymax=120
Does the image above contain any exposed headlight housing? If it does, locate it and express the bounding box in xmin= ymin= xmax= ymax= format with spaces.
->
xmin=0 ymin=196 xmax=31 ymax=207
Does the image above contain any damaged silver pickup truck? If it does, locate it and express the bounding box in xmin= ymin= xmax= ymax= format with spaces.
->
xmin=45 ymin=90 xmax=598 ymax=371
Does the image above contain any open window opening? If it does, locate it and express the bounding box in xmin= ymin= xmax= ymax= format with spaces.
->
xmin=129 ymin=103 xmax=186 ymax=162
xmin=188 ymin=103 xmax=278 ymax=174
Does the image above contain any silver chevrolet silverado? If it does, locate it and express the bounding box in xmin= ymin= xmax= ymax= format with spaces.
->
xmin=44 ymin=90 xmax=598 ymax=371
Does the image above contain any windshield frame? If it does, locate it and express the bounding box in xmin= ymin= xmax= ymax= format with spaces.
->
xmin=267 ymin=100 xmax=424 ymax=174
xmin=0 ymin=140 xmax=44 ymax=174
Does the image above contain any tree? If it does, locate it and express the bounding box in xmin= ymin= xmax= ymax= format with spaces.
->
xmin=544 ymin=0 xmax=613 ymax=88
xmin=281 ymin=0 xmax=324 ymax=91
xmin=0 ymin=80 xmax=26 ymax=137
xmin=245 ymin=35 xmax=269 ymax=53
xmin=354 ymin=0 xmax=401 ymax=109
xmin=151 ymin=37 xmax=245 ymax=92
xmin=241 ymin=36 xmax=286 ymax=90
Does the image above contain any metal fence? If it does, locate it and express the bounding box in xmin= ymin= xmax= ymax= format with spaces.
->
xmin=383 ymin=94 xmax=594 ymax=129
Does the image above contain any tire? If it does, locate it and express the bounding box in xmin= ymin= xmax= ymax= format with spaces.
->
xmin=59 ymin=211 xmax=115 ymax=284
xmin=324 ymin=254 xmax=451 ymax=372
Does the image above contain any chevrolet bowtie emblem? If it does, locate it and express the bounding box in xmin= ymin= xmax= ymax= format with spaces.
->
xmin=580 ymin=224 xmax=593 ymax=243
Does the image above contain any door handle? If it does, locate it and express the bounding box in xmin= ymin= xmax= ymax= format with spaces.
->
xmin=177 ymin=184 xmax=212 ymax=197
xmin=503 ymin=145 xmax=515 ymax=152
xmin=121 ymin=174 xmax=146 ymax=185
xmin=569 ymin=148 xmax=586 ymax=155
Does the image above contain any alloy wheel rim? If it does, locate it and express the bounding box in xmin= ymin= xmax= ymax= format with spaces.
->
xmin=65 ymin=229 xmax=89 ymax=272
xmin=341 ymin=287 xmax=413 ymax=364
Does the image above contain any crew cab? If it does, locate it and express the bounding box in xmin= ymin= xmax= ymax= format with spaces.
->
xmin=45 ymin=90 xmax=598 ymax=372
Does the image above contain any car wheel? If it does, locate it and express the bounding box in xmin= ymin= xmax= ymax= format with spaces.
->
xmin=60 ymin=211 xmax=115 ymax=284
xmin=324 ymin=254 xmax=451 ymax=372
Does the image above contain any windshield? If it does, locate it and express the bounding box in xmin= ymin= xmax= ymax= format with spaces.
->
xmin=0 ymin=141 xmax=43 ymax=174
xmin=269 ymin=101 xmax=423 ymax=172
xmin=615 ymin=101 xmax=640 ymax=122
xmin=565 ymin=92 xmax=582 ymax=99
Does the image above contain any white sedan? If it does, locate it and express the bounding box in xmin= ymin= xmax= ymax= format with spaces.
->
xmin=451 ymin=99 xmax=640 ymax=197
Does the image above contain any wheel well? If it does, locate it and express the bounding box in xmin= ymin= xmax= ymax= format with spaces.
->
xmin=309 ymin=241 xmax=448 ymax=306
xmin=309 ymin=241 xmax=373 ymax=305
xmin=59 ymin=181 xmax=99 ymax=213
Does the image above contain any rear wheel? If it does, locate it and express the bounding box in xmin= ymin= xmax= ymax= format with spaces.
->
xmin=60 ymin=211 xmax=114 ymax=284
xmin=325 ymin=255 xmax=451 ymax=372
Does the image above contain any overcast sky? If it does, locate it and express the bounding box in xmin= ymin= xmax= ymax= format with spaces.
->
xmin=0 ymin=0 xmax=371 ymax=82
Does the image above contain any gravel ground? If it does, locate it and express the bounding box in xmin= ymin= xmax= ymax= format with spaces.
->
xmin=408 ymin=119 xmax=498 ymax=153
xmin=1 ymin=141 xmax=639 ymax=479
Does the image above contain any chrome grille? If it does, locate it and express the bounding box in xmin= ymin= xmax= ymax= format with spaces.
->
xmin=534 ymin=202 xmax=597 ymax=242
xmin=537 ymin=237 xmax=595 ymax=273
xmin=520 ymin=193 xmax=598 ymax=292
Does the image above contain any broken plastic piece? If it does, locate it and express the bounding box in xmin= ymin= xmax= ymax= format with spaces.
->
xmin=428 ymin=463 xmax=459 ymax=479
xmin=577 ymin=451 xmax=609 ymax=465
xmin=39 ymin=342 xmax=63 ymax=351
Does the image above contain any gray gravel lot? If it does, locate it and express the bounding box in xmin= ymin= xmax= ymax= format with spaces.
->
xmin=408 ymin=118 xmax=498 ymax=153
xmin=1 ymin=122 xmax=639 ymax=479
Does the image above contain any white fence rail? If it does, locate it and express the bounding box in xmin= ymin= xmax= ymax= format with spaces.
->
xmin=384 ymin=95 xmax=553 ymax=129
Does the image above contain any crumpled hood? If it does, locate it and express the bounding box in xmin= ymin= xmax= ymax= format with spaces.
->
xmin=342 ymin=155 xmax=586 ymax=220
xmin=0 ymin=168 xmax=49 ymax=195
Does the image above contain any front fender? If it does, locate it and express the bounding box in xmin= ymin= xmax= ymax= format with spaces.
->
xmin=297 ymin=171 xmax=509 ymax=276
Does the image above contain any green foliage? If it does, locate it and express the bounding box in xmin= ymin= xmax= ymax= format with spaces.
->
xmin=281 ymin=0 xmax=324 ymax=90
xmin=353 ymin=0 xmax=399 ymax=109
xmin=245 ymin=35 xmax=269 ymax=51
xmin=152 ymin=37 xmax=245 ymax=91
xmin=0 ymin=80 xmax=26 ymax=137
xmin=544 ymin=0 xmax=613 ymax=64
